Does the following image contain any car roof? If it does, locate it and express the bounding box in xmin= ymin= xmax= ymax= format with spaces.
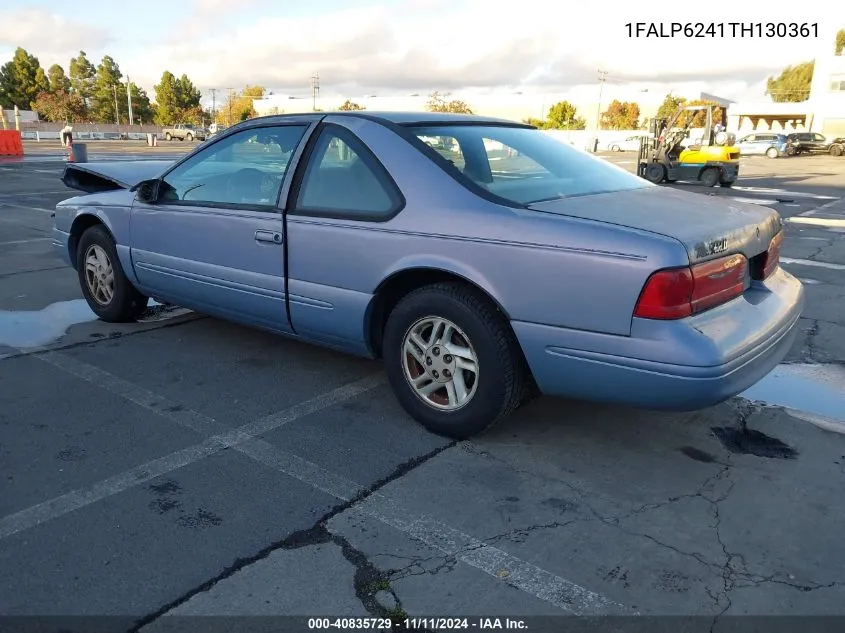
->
xmin=236 ymin=110 xmax=529 ymax=128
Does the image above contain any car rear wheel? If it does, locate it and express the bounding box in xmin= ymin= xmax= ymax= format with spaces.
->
xmin=383 ymin=282 xmax=526 ymax=439
xmin=165 ymin=133 xmax=172 ymax=141
xmin=611 ymin=144 xmax=620 ymax=152
xmin=77 ymin=225 xmax=148 ymax=323
xmin=186 ymin=133 xmax=194 ymax=142
xmin=766 ymin=147 xmax=779 ymax=159
xmin=699 ymin=167 xmax=719 ymax=187
xmin=831 ymin=145 xmax=843 ymax=157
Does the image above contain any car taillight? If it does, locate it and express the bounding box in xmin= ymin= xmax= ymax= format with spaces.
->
xmin=634 ymin=254 xmax=749 ymax=320
xmin=760 ymin=232 xmax=783 ymax=279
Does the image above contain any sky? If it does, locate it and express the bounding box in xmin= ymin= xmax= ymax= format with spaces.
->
xmin=0 ymin=0 xmax=842 ymax=106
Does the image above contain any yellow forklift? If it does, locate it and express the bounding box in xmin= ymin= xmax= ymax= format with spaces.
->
xmin=637 ymin=104 xmax=740 ymax=187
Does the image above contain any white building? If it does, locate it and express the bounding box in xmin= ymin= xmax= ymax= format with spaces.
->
xmin=807 ymin=32 xmax=845 ymax=136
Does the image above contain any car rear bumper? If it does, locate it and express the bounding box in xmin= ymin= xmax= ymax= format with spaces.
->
xmin=513 ymin=268 xmax=804 ymax=410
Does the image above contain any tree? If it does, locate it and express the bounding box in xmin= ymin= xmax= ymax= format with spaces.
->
xmin=175 ymin=74 xmax=201 ymax=110
xmin=684 ymin=99 xmax=725 ymax=127
xmin=47 ymin=64 xmax=71 ymax=93
xmin=600 ymin=100 xmax=641 ymax=129
xmin=765 ymin=61 xmax=814 ymax=102
xmin=153 ymin=71 xmax=179 ymax=125
xmin=218 ymin=85 xmax=265 ymax=126
xmin=655 ymin=94 xmax=686 ymax=122
xmin=836 ymin=28 xmax=845 ymax=55
xmin=32 ymin=90 xmax=86 ymax=122
xmin=69 ymin=51 xmax=96 ymax=108
xmin=0 ymin=47 xmax=49 ymax=109
xmin=128 ymin=83 xmax=155 ymax=124
xmin=545 ymin=101 xmax=586 ymax=129
xmin=338 ymin=99 xmax=365 ymax=111
xmin=425 ymin=91 xmax=473 ymax=114
xmin=90 ymin=55 xmax=124 ymax=123
xmin=154 ymin=71 xmax=203 ymax=125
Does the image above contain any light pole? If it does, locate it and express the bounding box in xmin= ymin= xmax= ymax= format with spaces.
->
xmin=593 ymin=70 xmax=608 ymax=152
xmin=126 ymin=76 xmax=134 ymax=125
xmin=112 ymin=84 xmax=120 ymax=125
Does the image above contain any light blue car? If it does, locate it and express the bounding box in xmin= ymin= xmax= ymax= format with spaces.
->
xmin=54 ymin=112 xmax=804 ymax=438
xmin=736 ymin=133 xmax=789 ymax=158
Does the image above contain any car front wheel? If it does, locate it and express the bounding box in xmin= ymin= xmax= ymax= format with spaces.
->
xmin=383 ymin=282 xmax=526 ymax=439
xmin=77 ymin=225 xmax=149 ymax=322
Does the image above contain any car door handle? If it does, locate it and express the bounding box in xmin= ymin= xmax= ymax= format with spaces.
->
xmin=255 ymin=230 xmax=283 ymax=244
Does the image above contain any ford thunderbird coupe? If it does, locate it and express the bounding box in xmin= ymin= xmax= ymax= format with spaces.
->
xmin=54 ymin=112 xmax=804 ymax=438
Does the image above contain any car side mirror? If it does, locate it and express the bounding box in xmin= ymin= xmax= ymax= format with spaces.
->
xmin=133 ymin=179 xmax=159 ymax=203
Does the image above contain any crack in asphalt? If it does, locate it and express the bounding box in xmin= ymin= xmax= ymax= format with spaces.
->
xmin=455 ymin=404 xmax=844 ymax=624
xmin=128 ymin=441 xmax=457 ymax=633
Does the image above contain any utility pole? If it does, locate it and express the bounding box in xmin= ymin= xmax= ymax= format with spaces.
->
xmin=593 ymin=69 xmax=608 ymax=152
xmin=227 ymin=88 xmax=233 ymax=126
xmin=113 ymin=84 xmax=120 ymax=125
xmin=310 ymin=72 xmax=320 ymax=111
xmin=595 ymin=70 xmax=608 ymax=131
xmin=126 ymin=76 xmax=134 ymax=125
xmin=209 ymin=88 xmax=217 ymax=124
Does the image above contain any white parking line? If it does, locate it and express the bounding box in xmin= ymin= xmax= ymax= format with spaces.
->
xmin=0 ymin=367 xmax=385 ymax=540
xmin=0 ymin=237 xmax=51 ymax=246
xmin=786 ymin=217 xmax=845 ymax=229
xmin=731 ymin=186 xmax=837 ymax=200
xmin=0 ymin=350 xmax=629 ymax=615
xmin=799 ymin=198 xmax=845 ymax=216
xmin=781 ymin=257 xmax=845 ymax=271
xmin=729 ymin=197 xmax=779 ymax=206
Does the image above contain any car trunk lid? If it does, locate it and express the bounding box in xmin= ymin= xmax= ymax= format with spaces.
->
xmin=527 ymin=185 xmax=782 ymax=265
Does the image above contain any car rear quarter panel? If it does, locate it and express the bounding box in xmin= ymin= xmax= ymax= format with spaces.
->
xmin=286 ymin=117 xmax=690 ymax=346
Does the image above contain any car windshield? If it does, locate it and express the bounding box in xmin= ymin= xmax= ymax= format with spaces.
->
xmin=405 ymin=124 xmax=650 ymax=205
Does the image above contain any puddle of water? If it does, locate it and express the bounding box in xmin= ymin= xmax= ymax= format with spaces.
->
xmin=0 ymin=299 xmax=190 ymax=349
xmin=0 ymin=299 xmax=98 ymax=348
xmin=741 ymin=363 xmax=845 ymax=424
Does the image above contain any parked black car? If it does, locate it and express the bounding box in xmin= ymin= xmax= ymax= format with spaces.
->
xmin=829 ymin=137 xmax=845 ymax=157
xmin=786 ymin=132 xmax=830 ymax=155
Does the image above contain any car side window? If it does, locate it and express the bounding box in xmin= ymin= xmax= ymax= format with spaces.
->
xmin=742 ymin=135 xmax=755 ymax=143
xmin=158 ymin=124 xmax=308 ymax=209
xmin=814 ymin=134 xmax=826 ymax=141
xmin=294 ymin=126 xmax=402 ymax=219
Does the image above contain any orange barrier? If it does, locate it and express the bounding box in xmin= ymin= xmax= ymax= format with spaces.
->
xmin=0 ymin=130 xmax=24 ymax=156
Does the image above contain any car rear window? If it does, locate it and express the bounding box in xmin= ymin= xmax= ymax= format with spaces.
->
xmin=404 ymin=124 xmax=649 ymax=205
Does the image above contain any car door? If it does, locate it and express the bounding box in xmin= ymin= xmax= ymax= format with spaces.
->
xmin=738 ymin=135 xmax=757 ymax=155
xmin=284 ymin=120 xmax=405 ymax=353
xmin=130 ymin=121 xmax=314 ymax=332
xmin=812 ymin=133 xmax=827 ymax=151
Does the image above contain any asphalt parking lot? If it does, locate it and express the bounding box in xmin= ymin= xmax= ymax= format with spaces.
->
xmin=2 ymin=143 xmax=845 ymax=632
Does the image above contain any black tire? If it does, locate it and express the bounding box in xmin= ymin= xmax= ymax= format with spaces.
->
xmin=76 ymin=225 xmax=148 ymax=323
xmin=766 ymin=147 xmax=778 ymax=159
xmin=831 ymin=144 xmax=843 ymax=157
xmin=383 ymin=282 xmax=526 ymax=439
xmin=186 ymin=133 xmax=193 ymax=142
xmin=644 ymin=162 xmax=665 ymax=183
xmin=165 ymin=133 xmax=172 ymax=141
xmin=699 ymin=167 xmax=719 ymax=187
xmin=611 ymin=145 xmax=620 ymax=152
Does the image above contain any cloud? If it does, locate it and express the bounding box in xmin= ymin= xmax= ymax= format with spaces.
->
xmin=0 ymin=8 xmax=111 ymax=62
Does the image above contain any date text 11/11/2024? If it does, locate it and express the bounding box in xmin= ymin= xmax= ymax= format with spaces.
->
xmin=625 ymin=22 xmax=819 ymax=38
